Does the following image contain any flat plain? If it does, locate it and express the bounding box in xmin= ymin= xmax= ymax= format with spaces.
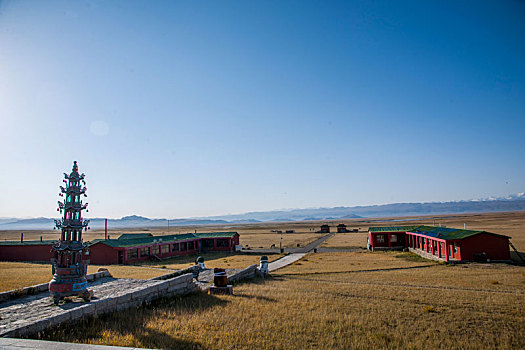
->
xmin=1 ymin=211 xmax=524 ymax=349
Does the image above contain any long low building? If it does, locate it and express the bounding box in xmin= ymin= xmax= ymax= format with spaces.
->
xmin=368 ymin=226 xmax=511 ymax=262
xmin=0 ymin=232 xmax=240 ymax=265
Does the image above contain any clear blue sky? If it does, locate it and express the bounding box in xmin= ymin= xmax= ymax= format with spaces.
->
xmin=1 ymin=0 xmax=524 ymax=219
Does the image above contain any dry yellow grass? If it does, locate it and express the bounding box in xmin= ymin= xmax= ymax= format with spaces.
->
xmin=238 ymin=233 xmax=323 ymax=249
xmin=3 ymin=211 xmax=523 ymax=250
xmin=320 ymin=232 xmax=368 ymax=248
xmin=0 ymin=262 xmax=168 ymax=292
xmin=36 ymin=252 xmax=525 ymax=349
xmin=0 ymin=262 xmax=51 ymax=292
xmin=144 ymin=252 xmax=283 ymax=270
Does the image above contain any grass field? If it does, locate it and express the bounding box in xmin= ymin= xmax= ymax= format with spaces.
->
xmin=0 ymin=262 xmax=168 ymax=292
xmin=36 ymin=251 xmax=525 ymax=349
xmin=320 ymin=232 xmax=368 ymax=249
xmin=141 ymin=252 xmax=283 ymax=270
xmin=0 ymin=253 xmax=283 ymax=292
xmin=2 ymin=211 xmax=525 ymax=348
xmin=3 ymin=211 xmax=524 ymax=251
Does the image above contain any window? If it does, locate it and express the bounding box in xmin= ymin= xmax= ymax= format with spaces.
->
xmin=161 ymin=244 xmax=169 ymax=254
xmin=376 ymin=235 xmax=385 ymax=243
xmin=453 ymin=242 xmax=458 ymax=254
xmin=203 ymin=239 xmax=214 ymax=249
xmin=140 ymin=247 xmax=150 ymax=257
xmin=172 ymin=243 xmax=179 ymax=251
xmin=216 ymin=239 xmax=229 ymax=247
xmin=391 ymin=234 xmax=397 ymax=243
xmin=188 ymin=241 xmax=195 ymax=250
xmin=180 ymin=242 xmax=187 ymax=251
xmin=152 ymin=245 xmax=160 ymax=255
xmin=127 ymin=249 xmax=138 ymax=259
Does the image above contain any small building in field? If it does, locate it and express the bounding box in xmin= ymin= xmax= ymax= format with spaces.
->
xmin=368 ymin=225 xmax=511 ymax=262
xmin=337 ymin=224 xmax=348 ymax=233
xmin=318 ymin=224 xmax=330 ymax=233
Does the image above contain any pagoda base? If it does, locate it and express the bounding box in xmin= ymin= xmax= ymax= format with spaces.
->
xmin=49 ymin=269 xmax=93 ymax=305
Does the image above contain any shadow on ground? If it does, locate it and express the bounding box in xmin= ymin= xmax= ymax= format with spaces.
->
xmin=32 ymin=292 xmax=228 ymax=349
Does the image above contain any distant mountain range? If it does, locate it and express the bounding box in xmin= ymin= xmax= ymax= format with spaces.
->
xmin=1 ymin=193 xmax=524 ymax=230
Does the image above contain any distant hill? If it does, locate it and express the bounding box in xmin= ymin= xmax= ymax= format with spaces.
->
xmin=1 ymin=194 xmax=524 ymax=230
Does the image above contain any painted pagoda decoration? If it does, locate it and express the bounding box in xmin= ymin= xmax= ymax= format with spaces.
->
xmin=49 ymin=161 xmax=93 ymax=304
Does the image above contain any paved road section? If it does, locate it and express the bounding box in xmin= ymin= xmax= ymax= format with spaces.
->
xmin=264 ymin=233 xmax=337 ymax=272
xmin=292 ymin=232 xmax=335 ymax=253
xmin=0 ymin=338 xmax=149 ymax=350
xmin=241 ymin=232 xmax=335 ymax=255
xmin=268 ymin=253 xmax=306 ymax=272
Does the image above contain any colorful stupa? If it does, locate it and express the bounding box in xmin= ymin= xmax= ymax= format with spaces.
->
xmin=49 ymin=161 xmax=93 ymax=304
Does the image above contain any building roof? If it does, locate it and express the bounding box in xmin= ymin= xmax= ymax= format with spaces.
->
xmin=369 ymin=226 xmax=419 ymax=233
xmin=90 ymin=233 xmax=198 ymax=248
xmin=89 ymin=231 xmax=238 ymax=248
xmin=369 ymin=225 xmax=510 ymax=240
xmin=117 ymin=233 xmax=153 ymax=240
xmin=194 ymin=232 xmax=238 ymax=238
xmin=0 ymin=240 xmax=57 ymax=246
xmin=408 ymin=226 xmax=510 ymax=240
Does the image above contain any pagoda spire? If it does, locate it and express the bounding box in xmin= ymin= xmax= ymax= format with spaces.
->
xmin=49 ymin=161 xmax=93 ymax=304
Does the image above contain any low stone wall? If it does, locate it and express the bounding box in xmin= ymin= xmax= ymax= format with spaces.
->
xmin=0 ymin=270 xmax=111 ymax=303
xmin=228 ymin=264 xmax=257 ymax=283
xmin=1 ymin=273 xmax=198 ymax=338
xmin=2 ymin=265 xmax=260 ymax=338
xmin=150 ymin=267 xmax=194 ymax=281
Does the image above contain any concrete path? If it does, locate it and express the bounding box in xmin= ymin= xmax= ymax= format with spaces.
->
xmin=268 ymin=253 xmax=306 ymax=272
xmin=292 ymin=232 xmax=335 ymax=253
xmin=266 ymin=233 xmax=338 ymax=272
xmin=0 ymin=338 xmax=149 ymax=349
xmin=241 ymin=232 xmax=335 ymax=255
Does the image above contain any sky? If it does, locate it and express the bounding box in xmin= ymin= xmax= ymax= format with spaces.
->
xmin=0 ymin=0 xmax=524 ymax=219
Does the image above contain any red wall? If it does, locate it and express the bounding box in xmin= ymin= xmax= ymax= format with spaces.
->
xmin=0 ymin=244 xmax=53 ymax=262
xmin=459 ymin=233 xmax=510 ymax=261
xmin=89 ymin=243 xmax=120 ymax=265
xmin=369 ymin=232 xmax=405 ymax=248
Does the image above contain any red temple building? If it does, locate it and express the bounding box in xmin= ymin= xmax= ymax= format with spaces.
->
xmin=88 ymin=232 xmax=239 ymax=265
xmin=0 ymin=231 xmax=240 ymax=265
xmin=368 ymin=225 xmax=511 ymax=262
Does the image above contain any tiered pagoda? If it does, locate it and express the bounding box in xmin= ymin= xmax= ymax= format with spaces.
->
xmin=49 ymin=161 xmax=93 ymax=304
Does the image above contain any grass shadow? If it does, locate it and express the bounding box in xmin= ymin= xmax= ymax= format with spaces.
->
xmin=233 ymin=293 xmax=277 ymax=303
xmin=34 ymin=291 xmax=227 ymax=349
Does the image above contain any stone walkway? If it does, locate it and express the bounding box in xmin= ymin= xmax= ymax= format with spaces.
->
xmin=240 ymin=232 xmax=335 ymax=254
xmin=0 ymin=338 xmax=149 ymax=350
xmin=268 ymin=253 xmax=306 ymax=272
xmin=0 ymin=277 xmax=165 ymax=338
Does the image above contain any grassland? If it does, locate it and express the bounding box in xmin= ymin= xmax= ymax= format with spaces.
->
xmin=36 ymin=251 xmax=525 ymax=349
xmin=0 ymin=262 xmax=168 ymax=292
xmin=320 ymin=232 xmax=368 ymax=249
xmin=143 ymin=252 xmax=283 ymax=270
xmin=3 ymin=211 xmax=523 ymax=251
xmin=2 ymin=211 xmax=525 ymax=348
xmin=0 ymin=253 xmax=284 ymax=292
